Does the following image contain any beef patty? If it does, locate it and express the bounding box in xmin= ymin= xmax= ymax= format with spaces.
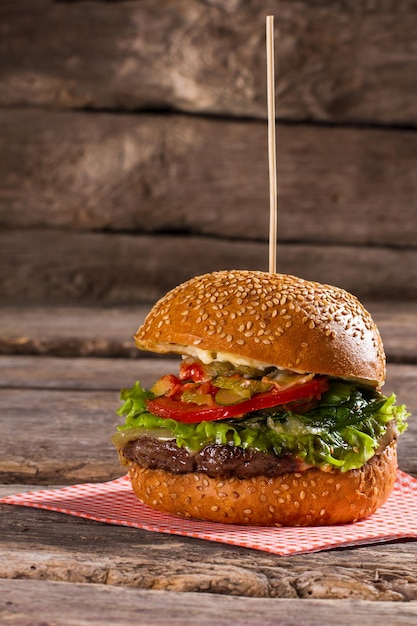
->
xmin=120 ymin=419 xmax=396 ymax=480
xmin=121 ymin=436 xmax=306 ymax=479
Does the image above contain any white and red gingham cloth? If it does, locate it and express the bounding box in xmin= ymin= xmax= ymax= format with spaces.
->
xmin=1 ymin=470 xmax=417 ymax=556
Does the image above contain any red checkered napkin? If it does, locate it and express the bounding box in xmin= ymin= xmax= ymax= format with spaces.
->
xmin=1 ymin=470 xmax=417 ymax=555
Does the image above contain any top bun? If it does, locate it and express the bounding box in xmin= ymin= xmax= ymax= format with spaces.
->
xmin=134 ymin=271 xmax=385 ymax=387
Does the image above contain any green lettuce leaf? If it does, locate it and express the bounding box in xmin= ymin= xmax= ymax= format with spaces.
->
xmin=114 ymin=379 xmax=409 ymax=472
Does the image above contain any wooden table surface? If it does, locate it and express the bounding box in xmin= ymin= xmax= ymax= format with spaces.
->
xmin=1 ymin=303 xmax=417 ymax=625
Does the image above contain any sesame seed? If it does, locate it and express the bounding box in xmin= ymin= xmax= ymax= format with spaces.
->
xmin=135 ymin=269 xmax=382 ymax=382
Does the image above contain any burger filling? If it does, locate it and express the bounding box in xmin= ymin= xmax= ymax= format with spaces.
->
xmin=113 ymin=358 xmax=409 ymax=477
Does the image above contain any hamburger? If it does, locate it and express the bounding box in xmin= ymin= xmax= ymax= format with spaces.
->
xmin=112 ymin=270 xmax=409 ymax=526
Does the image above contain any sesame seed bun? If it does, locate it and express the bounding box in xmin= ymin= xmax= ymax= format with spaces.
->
xmin=128 ymin=440 xmax=397 ymax=526
xmin=135 ymin=270 xmax=385 ymax=387
xmin=123 ymin=271 xmax=394 ymax=527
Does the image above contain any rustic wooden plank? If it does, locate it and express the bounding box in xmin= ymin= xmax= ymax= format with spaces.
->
xmin=2 ymin=580 xmax=417 ymax=626
xmin=0 ymin=388 xmax=126 ymax=484
xmin=0 ymin=305 xmax=147 ymax=359
xmin=2 ymin=231 xmax=417 ymax=303
xmin=1 ymin=302 xmax=416 ymax=362
xmin=1 ymin=0 xmax=417 ymax=127
xmin=0 ymin=363 xmax=415 ymax=485
xmin=1 ymin=110 xmax=417 ymax=248
xmin=1 ymin=501 xmax=417 ymax=603
xmin=0 ymin=355 xmax=171 ymax=391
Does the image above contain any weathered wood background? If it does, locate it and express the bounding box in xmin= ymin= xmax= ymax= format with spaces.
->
xmin=1 ymin=0 xmax=417 ymax=303
xmin=2 ymin=6 xmax=417 ymax=623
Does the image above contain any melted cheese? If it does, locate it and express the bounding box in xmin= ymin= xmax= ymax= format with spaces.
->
xmin=177 ymin=344 xmax=310 ymax=375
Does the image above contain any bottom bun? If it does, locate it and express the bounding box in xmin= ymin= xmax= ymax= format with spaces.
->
xmin=128 ymin=441 xmax=397 ymax=526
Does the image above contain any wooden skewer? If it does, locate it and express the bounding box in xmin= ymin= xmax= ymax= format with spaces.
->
xmin=266 ymin=15 xmax=278 ymax=274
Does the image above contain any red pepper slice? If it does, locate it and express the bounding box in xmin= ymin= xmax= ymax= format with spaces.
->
xmin=179 ymin=360 xmax=207 ymax=382
xmin=146 ymin=377 xmax=329 ymax=423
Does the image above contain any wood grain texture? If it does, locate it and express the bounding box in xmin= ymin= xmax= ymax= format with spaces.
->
xmin=1 ymin=110 xmax=417 ymax=247
xmin=2 ymin=580 xmax=417 ymax=625
xmin=1 ymin=302 xmax=416 ymax=363
xmin=0 ymin=388 xmax=125 ymax=484
xmin=2 ymin=230 xmax=417 ymax=304
xmin=0 ymin=355 xmax=171 ymax=391
xmin=1 ymin=0 xmax=417 ymax=126
xmin=2 ymin=504 xmax=417 ymax=604
xmin=0 ymin=305 xmax=147 ymax=359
